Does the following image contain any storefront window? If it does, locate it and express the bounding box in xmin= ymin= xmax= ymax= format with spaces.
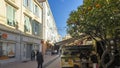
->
xmin=7 ymin=43 xmax=15 ymax=58
xmin=2 ymin=43 xmax=7 ymax=56
xmin=0 ymin=42 xmax=15 ymax=60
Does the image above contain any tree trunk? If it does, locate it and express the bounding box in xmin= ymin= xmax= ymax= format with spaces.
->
xmin=101 ymin=48 xmax=115 ymax=68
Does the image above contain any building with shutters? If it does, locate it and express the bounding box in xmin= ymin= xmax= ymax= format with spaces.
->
xmin=41 ymin=0 xmax=61 ymax=55
xmin=0 ymin=0 xmax=60 ymax=63
xmin=0 ymin=0 xmax=43 ymax=63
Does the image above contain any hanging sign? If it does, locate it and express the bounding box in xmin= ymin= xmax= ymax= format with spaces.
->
xmin=2 ymin=33 xmax=8 ymax=39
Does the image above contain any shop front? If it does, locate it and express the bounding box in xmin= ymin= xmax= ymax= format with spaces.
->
xmin=0 ymin=42 xmax=16 ymax=60
xmin=0 ymin=31 xmax=42 ymax=63
xmin=21 ymin=35 xmax=41 ymax=61
xmin=0 ymin=31 xmax=20 ymax=63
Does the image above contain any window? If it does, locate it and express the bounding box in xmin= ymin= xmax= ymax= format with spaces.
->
xmin=33 ymin=4 xmax=39 ymax=17
xmin=23 ymin=0 xmax=32 ymax=9
xmin=6 ymin=5 xmax=16 ymax=27
xmin=35 ymin=5 xmax=38 ymax=13
xmin=0 ymin=42 xmax=15 ymax=60
xmin=24 ymin=15 xmax=31 ymax=32
xmin=47 ymin=10 xmax=50 ymax=16
xmin=32 ymin=20 xmax=40 ymax=35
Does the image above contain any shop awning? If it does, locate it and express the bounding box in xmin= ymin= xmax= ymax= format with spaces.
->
xmin=55 ymin=38 xmax=82 ymax=46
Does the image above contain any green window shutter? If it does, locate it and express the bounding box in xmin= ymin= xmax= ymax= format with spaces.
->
xmin=34 ymin=21 xmax=37 ymax=35
xmin=26 ymin=16 xmax=29 ymax=31
xmin=32 ymin=20 xmax=35 ymax=34
xmin=24 ymin=16 xmax=28 ymax=32
xmin=12 ymin=8 xmax=15 ymax=27
xmin=38 ymin=23 xmax=40 ymax=35
xmin=7 ymin=5 xmax=12 ymax=25
xmin=28 ymin=17 xmax=31 ymax=32
xmin=24 ymin=16 xmax=31 ymax=32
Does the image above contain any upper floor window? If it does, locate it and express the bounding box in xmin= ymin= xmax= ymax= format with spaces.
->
xmin=35 ymin=5 xmax=38 ymax=13
xmin=47 ymin=10 xmax=50 ymax=16
xmin=33 ymin=4 xmax=39 ymax=17
xmin=32 ymin=20 xmax=40 ymax=36
xmin=23 ymin=0 xmax=32 ymax=9
xmin=6 ymin=5 xmax=16 ymax=27
xmin=24 ymin=15 xmax=31 ymax=32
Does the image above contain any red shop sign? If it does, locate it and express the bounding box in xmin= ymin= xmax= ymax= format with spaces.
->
xmin=2 ymin=33 xmax=8 ymax=39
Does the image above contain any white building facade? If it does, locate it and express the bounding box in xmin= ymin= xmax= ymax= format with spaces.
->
xmin=42 ymin=0 xmax=60 ymax=44
xmin=41 ymin=0 xmax=61 ymax=54
xmin=0 ymin=0 xmax=43 ymax=63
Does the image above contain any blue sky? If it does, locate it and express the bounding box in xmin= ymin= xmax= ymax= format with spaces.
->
xmin=48 ymin=0 xmax=83 ymax=37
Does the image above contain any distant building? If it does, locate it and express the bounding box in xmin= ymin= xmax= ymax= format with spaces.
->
xmin=42 ymin=0 xmax=60 ymax=54
xmin=62 ymin=34 xmax=72 ymax=40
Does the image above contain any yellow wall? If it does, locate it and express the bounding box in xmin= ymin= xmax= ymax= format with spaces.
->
xmin=0 ymin=0 xmax=43 ymax=36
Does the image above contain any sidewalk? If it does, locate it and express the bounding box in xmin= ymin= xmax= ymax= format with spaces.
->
xmin=0 ymin=54 xmax=59 ymax=68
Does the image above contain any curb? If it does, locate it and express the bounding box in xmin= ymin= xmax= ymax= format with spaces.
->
xmin=43 ymin=55 xmax=60 ymax=68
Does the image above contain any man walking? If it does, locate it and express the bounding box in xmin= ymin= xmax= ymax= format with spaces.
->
xmin=36 ymin=51 xmax=44 ymax=68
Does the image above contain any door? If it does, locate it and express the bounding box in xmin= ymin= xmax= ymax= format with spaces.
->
xmin=23 ymin=44 xmax=27 ymax=60
xmin=26 ymin=44 xmax=32 ymax=59
xmin=0 ymin=42 xmax=2 ymax=56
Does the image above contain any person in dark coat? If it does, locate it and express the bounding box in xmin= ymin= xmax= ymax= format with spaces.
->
xmin=79 ymin=51 xmax=89 ymax=68
xmin=90 ymin=51 xmax=98 ymax=68
xmin=36 ymin=51 xmax=44 ymax=68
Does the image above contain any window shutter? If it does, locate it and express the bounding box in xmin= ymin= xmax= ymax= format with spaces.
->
xmin=7 ymin=5 xmax=15 ymax=26
xmin=32 ymin=20 xmax=35 ymax=34
xmin=7 ymin=5 xmax=12 ymax=25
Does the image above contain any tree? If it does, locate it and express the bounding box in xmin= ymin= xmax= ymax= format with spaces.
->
xmin=67 ymin=0 xmax=120 ymax=68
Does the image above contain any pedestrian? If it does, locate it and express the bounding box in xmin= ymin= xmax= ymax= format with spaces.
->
xmin=79 ymin=51 xmax=88 ymax=68
xmin=90 ymin=51 xmax=98 ymax=68
xmin=31 ymin=50 xmax=35 ymax=61
xmin=36 ymin=51 xmax=44 ymax=68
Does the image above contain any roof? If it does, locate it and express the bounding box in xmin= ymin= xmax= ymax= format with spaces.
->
xmin=55 ymin=38 xmax=80 ymax=46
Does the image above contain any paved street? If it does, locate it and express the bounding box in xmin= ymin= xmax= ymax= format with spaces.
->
xmin=0 ymin=55 xmax=60 ymax=68
xmin=45 ymin=57 xmax=61 ymax=68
